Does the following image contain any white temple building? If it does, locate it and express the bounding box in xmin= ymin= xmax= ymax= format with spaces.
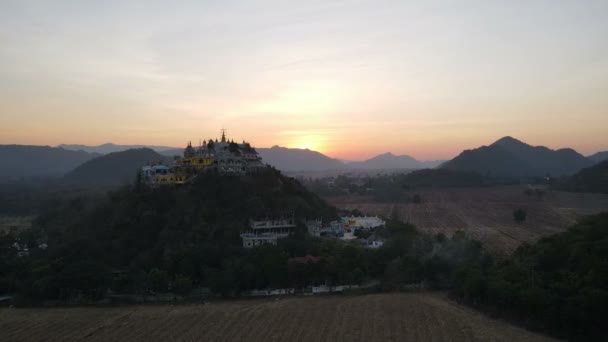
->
xmin=342 ymin=216 xmax=386 ymax=230
xmin=240 ymin=213 xmax=296 ymax=248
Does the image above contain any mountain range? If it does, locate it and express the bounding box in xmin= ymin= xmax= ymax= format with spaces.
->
xmin=0 ymin=145 xmax=99 ymax=180
xmin=1 ymin=137 xmax=605 ymax=184
xmin=346 ymin=152 xmax=444 ymax=170
xmin=588 ymin=151 xmax=608 ymax=163
xmin=64 ymin=148 xmax=172 ymax=186
xmin=256 ymin=146 xmax=345 ymax=172
xmin=59 ymin=143 xmax=178 ymax=154
xmin=441 ymin=136 xmax=593 ymax=178
xmin=162 ymin=145 xmax=442 ymax=172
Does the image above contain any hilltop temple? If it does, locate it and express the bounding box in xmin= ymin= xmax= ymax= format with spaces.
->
xmin=141 ymin=129 xmax=264 ymax=185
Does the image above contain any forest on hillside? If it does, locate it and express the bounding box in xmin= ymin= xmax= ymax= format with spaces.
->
xmin=0 ymin=168 xmax=606 ymax=341
xmin=450 ymin=213 xmax=608 ymax=341
xmin=0 ymin=168 xmax=489 ymax=302
xmin=555 ymin=160 xmax=608 ymax=194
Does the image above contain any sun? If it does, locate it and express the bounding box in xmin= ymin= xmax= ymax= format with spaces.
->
xmin=289 ymin=134 xmax=326 ymax=152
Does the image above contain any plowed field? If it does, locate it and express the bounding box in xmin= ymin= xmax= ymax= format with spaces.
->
xmin=0 ymin=293 xmax=556 ymax=342
xmin=329 ymin=186 xmax=608 ymax=254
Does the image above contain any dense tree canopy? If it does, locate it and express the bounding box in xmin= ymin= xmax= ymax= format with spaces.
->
xmin=1 ymin=167 xmax=491 ymax=304
xmin=451 ymin=213 xmax=608 ymax=341
xmin=1 ymin=168 xmax=337 ymax=300
xmin=2 ymin=166 xmax=605 ymax=341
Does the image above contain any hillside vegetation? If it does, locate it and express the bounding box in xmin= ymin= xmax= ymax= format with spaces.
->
xmin=556 ymin=160 xmax=608 ymax=194
xmin=452 ymin=213 xmax=608 ymax=341
xmin=2 ymin=168 xmax=338 ymax=299
xmin=1 ymin=167 xmax=493 ymax=302
xmin=2 ymin=167 xmax=606 ymax=341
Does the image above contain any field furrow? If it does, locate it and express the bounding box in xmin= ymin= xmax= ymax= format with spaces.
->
xmin=327 ymin=186 xmax=608 ymax=255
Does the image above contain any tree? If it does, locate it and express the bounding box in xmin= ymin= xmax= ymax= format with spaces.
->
xmin=148 ymin=268 xmax=169 ymax=292
xmin=434 ymin=233 xmax=447 ymax=243
xmin=135 ymin=170 xmax=143 ymax=188
xmin=390 ymin=205 xmax=400 ymax=222
xmin=173 ymin=274 xmax=192 ymax=295
xmin=463 ymin=213 xmax=608 ymax=340
xmin=354 ymin=229 xmax=371 ymax=239
xmin=453 ymin=266 xmax=486 ymax=301
xmin=513 ymin=208 xmax=527 ymax=223
xmin=350 ymin=209 xmax=363 ymax=217
xmin=350 ymin=268 xmax=365 ymax=285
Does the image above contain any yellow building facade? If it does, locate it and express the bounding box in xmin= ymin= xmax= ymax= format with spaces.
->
xmin=177 ymin=156 xmax=215 ymax=170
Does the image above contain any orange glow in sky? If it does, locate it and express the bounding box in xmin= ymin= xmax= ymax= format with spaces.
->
xmin=1 ymin=2 xmax=607 ymax=160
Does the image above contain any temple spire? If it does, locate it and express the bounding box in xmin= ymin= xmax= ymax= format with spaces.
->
xmin=221 ymin=128 xmax=227 ymax=143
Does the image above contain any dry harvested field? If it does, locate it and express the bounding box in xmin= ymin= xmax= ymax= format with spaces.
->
xmin=328 ymin=186 xmax=608 ymax=254
xmin=0 ymin=216 xmax=33 ymax=233
xmin=0 ymin=293 xmax=556 ymax=342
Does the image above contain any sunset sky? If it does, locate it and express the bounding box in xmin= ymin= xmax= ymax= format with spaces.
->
xmin=1 ymin=1 xmax=607 ymax=160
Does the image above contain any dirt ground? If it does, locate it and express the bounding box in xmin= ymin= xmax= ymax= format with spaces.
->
xmin=329 ymin=186 xmax=608 ymax=255
xmin=0 ymin=293 xmax=557 ymax=342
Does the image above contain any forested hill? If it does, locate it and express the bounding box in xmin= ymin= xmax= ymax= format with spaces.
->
xmin=556 ymin=160 xmax=608 ymax=194
xmin=53 ymin=168 xmax=336 ymax=253
xmin=7 ymin=168 xmax=336 ymax=299
xmin=452 ymin=212 xmax=608 ymax=341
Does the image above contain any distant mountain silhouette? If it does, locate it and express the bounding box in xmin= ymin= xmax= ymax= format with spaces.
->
xmin=160 ymin=146 xmax=445 ymax=172
xmin=159 ymin=148 xmax=183 ymax=157
xmin=441 ymin=136 xmax=593 ymax=178
xmin=256 ymin=146 xmax=345 ymax=172
xmin=0 ymin=145 xmax=99 ymax=181
xmin=347 ymin=152 xmax=444 ymax=169
xmin=588 ymin=151 xmax=608 ymax=164
xmin=441 ymin=144 xmax=528 ymax=177
xmin=493 ymin=136 xmax=592 ymax=175
xmin=557 ymin=160 xmax=608 ymax=194
xmin=64 ymin=148 xmax=172 ymax=186
xmin=59 ymin=143 xmax=179 ymax=154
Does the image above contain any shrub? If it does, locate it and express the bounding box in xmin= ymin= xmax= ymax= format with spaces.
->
xmin=513 ymin=208 xmax=526 ymax=223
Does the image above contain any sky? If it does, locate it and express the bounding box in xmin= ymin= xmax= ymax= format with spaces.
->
xmin=1 ymin=0 xmax=607 ymax=161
